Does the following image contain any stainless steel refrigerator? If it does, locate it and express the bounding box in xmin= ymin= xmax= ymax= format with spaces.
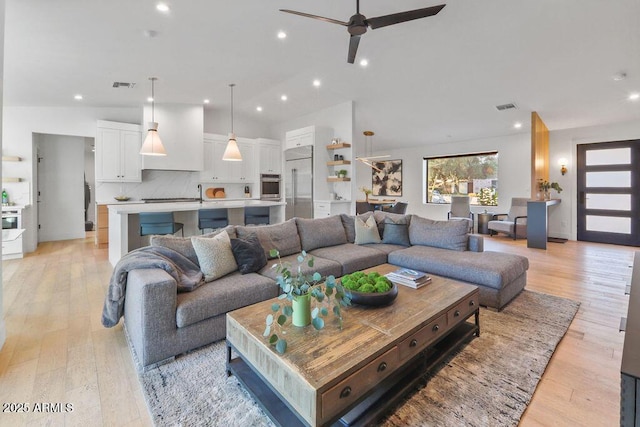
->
xmin=285 ymin=146 xmax=313 ymax=220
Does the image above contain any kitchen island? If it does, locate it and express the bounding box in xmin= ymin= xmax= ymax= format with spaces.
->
xmin=107 ymin=199 xmax=285 ymax=266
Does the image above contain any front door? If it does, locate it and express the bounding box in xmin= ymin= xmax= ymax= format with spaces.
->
xmin=577 ymin=139 xmax=640 ymax=246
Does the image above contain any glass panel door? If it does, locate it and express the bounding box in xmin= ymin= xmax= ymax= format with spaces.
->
xmin=577 ymin=140 xmax=640 ymax=246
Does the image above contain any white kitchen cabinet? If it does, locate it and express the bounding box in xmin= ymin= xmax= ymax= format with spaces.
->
xmin=314 ymin=201 xmax=351 ymax=218
xmin=284 ymin=126 xmax=329 ymax=151
xmin=201 ymin=134 xmax=256 ymax=183
xmin=257 ymin=138 xmax=282 ymax=174
xmin=95 ymin=120 xmax=142 ymax=182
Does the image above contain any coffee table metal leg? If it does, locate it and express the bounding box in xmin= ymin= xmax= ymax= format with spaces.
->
xmin=226 ymin=343 xmax=232 ymax=377
xmin=475 ymin=309 xmax=480 ymax=337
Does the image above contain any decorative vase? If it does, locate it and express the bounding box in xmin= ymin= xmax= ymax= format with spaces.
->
xmin=536 ymin=192 xmax=543 ymax=201
xmin=365 ymin=194 xmax=369 ymax=202
xmin=544 ymin=190 xmax=551 ymax=201
xmin=292 ymin=293 xmax=311 ymax=327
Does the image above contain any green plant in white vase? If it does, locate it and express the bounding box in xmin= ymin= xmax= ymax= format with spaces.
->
xmin=337 ymin=169 xmax=348 ymax=178
xmin=264 ymin=249 xmax=351 ymax=354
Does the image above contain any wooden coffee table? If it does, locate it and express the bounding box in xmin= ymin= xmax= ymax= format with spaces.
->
xmin=226 ymin=264 xmax=480 ymax=427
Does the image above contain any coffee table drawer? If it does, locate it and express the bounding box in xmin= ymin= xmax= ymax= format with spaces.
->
xmin=398 ymin=314 xmax=447 ymax=361
xmin=447 ymin=293 xmax=479 ymax=326
xmin=321 ymin=346 xmax=399 ymax=421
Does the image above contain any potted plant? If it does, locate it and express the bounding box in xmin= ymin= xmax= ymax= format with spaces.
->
xmin=337 ymin=169 xmax=348 ymax=179
xmin=264 ymin=249 xmax=351 ymax=354
xmin=537 ymin=180 xmax=562 ymax=200
xmin=360 ymin=186 xmax=373 ymax=202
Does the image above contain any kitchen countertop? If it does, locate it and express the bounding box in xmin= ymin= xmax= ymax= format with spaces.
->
xmin=2 ymin=204 xmax=30 ymax=211
xmin=107 ymin=199 xmax=285 ymax=214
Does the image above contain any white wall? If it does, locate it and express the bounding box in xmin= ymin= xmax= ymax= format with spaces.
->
xmin=549 ymin=118 xmax=640 ymax=240
xmin=0 ymin=0 xmax=6 ymax=351
xmin=36 ymin=134 xmax=85 ymax=241
xmin=204 ymin=108 xmax=273 ymax=139
xmin=2 ymin=106 xmax=140 ymax=251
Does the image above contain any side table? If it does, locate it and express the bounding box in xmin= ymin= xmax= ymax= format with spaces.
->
xmin=477 ymin=212 xmax=494 ymax=235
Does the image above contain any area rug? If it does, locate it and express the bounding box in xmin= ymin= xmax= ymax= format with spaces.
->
xmin=138 ymin=290 xmax=579 ymax=426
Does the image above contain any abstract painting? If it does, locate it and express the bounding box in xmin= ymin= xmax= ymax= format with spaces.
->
xmin=372 ymin=159 xmax=402 ymax=196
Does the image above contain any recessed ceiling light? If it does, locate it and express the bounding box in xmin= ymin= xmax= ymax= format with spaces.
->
xmin=513 ymin=122 xmax=522 ymax=129
xmin=277 ymin=31 xmax=287 ymax=39
xmin=74 ymin=94 xmax=83 ymax=100
xmin=147 ymin=97 xmax=154 ymax=102
xmin=203 ymin=99 xmax=210 ymax=104
xmin=256 ymin=106 xmax=263 ymax=112
xmin=629 ymin=93 xmax=640 ymax=101
xmin=156 ymin=3 xmax=170 ymax=13
xmin=281 ymin=95 xmax=288 ymax=101
xmin=313 ymin=79 xmax=321 ymax=87
xmin=359 ymin=59 xmax=369 ymax=67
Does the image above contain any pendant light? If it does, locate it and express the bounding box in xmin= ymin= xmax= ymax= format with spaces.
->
xmin=222 ymin=83 xmax=242 ymax=161
xmin=356 ymin=131 xmax=389 ymax=172
xmin=140 ymin=77 xmax=167 ymax=156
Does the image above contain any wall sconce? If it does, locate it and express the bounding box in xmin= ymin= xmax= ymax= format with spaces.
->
xmin=558 ymin=158 xmax=568 ymax=175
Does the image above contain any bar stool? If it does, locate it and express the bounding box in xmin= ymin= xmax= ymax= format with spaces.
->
xmin=198 ymin=208 xmax=229 ymax=233
xmin=244 ymin=206 xmax=270 ymax=225
xmin=139 ymin=212 xmax=184 ymax=237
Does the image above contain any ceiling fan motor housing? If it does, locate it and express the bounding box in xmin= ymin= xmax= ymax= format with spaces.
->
xmin=348 ymin=14 xmax=368 ymax=35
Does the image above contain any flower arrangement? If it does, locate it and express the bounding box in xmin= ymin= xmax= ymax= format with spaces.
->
xmin=478 ymin=187 xmax=498 ymax=206
xmin=538 ymin=180 xmax=563 ymax=193
xmin=360 ymin=186 xmax=372 ymax=201
xmin=264 ymin=250 xmax=351 ymax=354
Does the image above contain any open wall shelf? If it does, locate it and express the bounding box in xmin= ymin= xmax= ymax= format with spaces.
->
xmin=326 ymin=160 xmax=351 ymax=166
xmin=327 ymin=177 xmax=351 ymax=182
xmin=326 ymin=143 xmax=351 ymax=150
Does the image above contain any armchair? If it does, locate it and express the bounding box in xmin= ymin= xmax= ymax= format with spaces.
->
xmin=448 ymin=196 xmax=473 ymax=233
xmin=487 ymin=197 xmax=528 ymax=240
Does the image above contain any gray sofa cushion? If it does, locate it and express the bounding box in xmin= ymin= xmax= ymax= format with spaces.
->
xmin=310 ymin=243 xmax=388 ymax=276
xmin=236 ymin=218 xmax=301 ymax=259
xmin=258 ymin=253 xmax=343 ymax=281
xmin=362 ymin=243 xmax=408 ymax=255
xmin=296 ymin=215 xmax=347 ymax=251
xmin=388 ymin=245 xmax=529 ymax=290
xmin=151 ymin=225 xmax=236 ymax=265
xmin=409 ymin=215 xmax=469 ymax=251
xmin=176 ymin=272 xmax=278 ymax=328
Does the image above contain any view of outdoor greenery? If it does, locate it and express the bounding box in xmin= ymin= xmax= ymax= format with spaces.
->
xmin=425 ymin=152 xmax=499 ymax=205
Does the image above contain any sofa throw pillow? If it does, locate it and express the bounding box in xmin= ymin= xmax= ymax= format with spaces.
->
xmin=382 ymin=216 xmax=411 ymax=246
xmin=296 ymin=215 xmax=347 ymax=251
xmin=408 ymin=215 xmax=468 ymax=251
xmin=236 ymin=218 xmax=301 ymax=259
xmin=191 ymin=232 xmax=238 ymax=282
xmin=230 ymin=233 xmax=267 ymax=274
xmin=354 ymin=215 xmax=381 ymax=245
xmin=374 ymin=211 xmax=411 ymax=236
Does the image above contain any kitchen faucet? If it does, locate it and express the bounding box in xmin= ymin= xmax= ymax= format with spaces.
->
xmin=197 ymin=184 xmax=203 ymax=203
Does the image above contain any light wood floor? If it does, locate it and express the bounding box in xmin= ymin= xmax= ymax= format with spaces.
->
xmin=0 ymin=233 xmax=634 ymax=426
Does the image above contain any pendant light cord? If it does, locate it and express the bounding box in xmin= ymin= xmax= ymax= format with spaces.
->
xmin=229 ymin=83 xmax=235 ymax=134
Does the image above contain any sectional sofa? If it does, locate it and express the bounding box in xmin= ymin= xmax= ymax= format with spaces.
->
xmin=115 ymin=211 xmax=528 ymax=370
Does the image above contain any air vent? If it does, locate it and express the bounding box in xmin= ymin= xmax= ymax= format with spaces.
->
xmin=495 ymin=103 xmax=517 ymax=111
xmin=112 ymin=82 xmax=136 ymax=88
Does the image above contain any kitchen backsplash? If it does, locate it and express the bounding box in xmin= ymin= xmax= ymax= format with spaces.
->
xmin=95 ymin=170 xmax=256 ymax=203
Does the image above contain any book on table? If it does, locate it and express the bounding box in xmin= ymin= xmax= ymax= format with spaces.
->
xmin=385 ymin=268 xmax=431 ymax=289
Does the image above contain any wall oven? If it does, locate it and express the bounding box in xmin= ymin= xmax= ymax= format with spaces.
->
xmin=2 ymin=210 xmax=21 ymax=230
xmin=260 ymin=174 xmax=281 ymax=200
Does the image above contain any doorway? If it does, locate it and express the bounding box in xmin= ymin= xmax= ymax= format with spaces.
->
xmin=576 ymin=139 xmax=640 ymax=246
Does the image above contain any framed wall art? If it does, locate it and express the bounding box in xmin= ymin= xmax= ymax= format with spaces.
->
xmin=372 ymin=159 xmax=402 ymax=196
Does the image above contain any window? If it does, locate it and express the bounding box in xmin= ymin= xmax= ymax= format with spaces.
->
xmin=425 ymin=151 xmax=499 ymax=205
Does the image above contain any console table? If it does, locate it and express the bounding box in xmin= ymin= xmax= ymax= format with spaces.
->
xmin=526 ymin=199 xmax=560 ymax=249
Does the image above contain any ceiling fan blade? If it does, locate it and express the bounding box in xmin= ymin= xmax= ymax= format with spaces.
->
xmin=365 ymin=4 xmax=446 ymax=30
xmin=279 ymin=9 xmax=348 ymax=26
xmin=347 ymin=35 xmax=360 ymax=64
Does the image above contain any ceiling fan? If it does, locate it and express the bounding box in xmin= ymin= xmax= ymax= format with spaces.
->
xmin=280 ymin=1 xmax=446 ymax=64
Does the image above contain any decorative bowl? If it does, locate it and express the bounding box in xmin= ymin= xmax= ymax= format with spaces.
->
xmin=347 ymin=282 xmax=398 ymax=307
xmin=114 ymin=196 xmax=131 ymax=202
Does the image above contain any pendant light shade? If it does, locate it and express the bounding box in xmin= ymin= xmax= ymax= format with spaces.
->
xmin=223 ymin=83 xmax=242 ymax=161
xmin=140 ymin=77 xmax=167 ymax=156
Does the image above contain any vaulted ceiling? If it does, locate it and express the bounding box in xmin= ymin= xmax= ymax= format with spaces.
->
xmin=4 ymin=0 xmax=640 ymax=149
